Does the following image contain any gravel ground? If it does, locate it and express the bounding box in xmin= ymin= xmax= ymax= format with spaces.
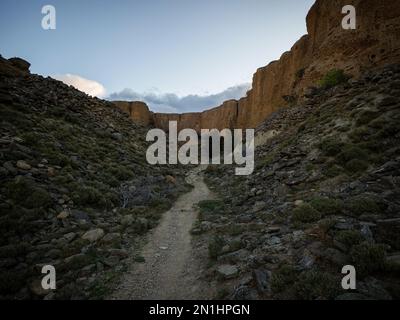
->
xmin=109 ymin=166 xmax=216 ymax=300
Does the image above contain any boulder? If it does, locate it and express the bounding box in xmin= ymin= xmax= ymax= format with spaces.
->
xmin=9 ymin=57 xmax=31 ymax=73
xmin=82 ymin=228 xmax=105 ymax=242
xmin=217 ymin=264 xmax=239 ymax=279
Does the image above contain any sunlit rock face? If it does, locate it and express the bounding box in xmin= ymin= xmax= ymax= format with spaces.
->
xmin=114 ymin=0 xmax=400 ymax=131
xmin=113 ymin=101 xmax=154 ymax=126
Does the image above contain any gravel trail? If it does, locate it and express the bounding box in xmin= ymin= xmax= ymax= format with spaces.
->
xmin=110 ymin=166 xmax=215 ymax=300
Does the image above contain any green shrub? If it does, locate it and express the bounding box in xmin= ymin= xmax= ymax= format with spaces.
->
xmin=271 ymin=265 xmax=298 ymax=293
xmin=349 ymin=126 xmax=370 ymax=143
xmin=225 ymin=224 xmax=246 ymax=236
xmin=309 ymin=197 xmax=342 ymax=216
xmin=319 ymin=69 xmax=349 ymax=89
xmin=72 ymin=186 xmax=103 ymax=207
xmin=6 ymin=177 xmax=51 ymax=209
xmin=294 ymin=270 xmax=340 ymax=300
xmin=108 ymin=165 xmax=134 ymax=181
xmin=337 ymin=144 xmax=369 ymax=164
xmin=335 ymin=230 xmax=364 ymax=248
xmin=24 ymin=187 xmax=52 ymax=208
xmin=208 ymin=235 xmax=225 ymax=260
xmin=149 ymin=197 xmax=171 ymax=211
xmin=6 ymin=176 xmax=34 ymax=203
xmin=350 ymin=243 xmax=386 ymax=277
xmin=198 ymin=200 xmax=225 ymax=215
xmin=324 ymin=164 xmax=344 ymax=178
xmin=319 ymin=138 xmax=344 ymax=156
xmin=345 ymin=196 xmax=381 ymax=216
xmin=318 ymin=217 xmax=337 ymax=233
xmin=344 ymin=159 xmax=369 ymax=174
xmin=292 ymin=204 xmax=321 ymax=223
xmin=21 ymin=132 xmax=40 ymax=147
xmin=356 ymin=109 xmax=379 ymax=126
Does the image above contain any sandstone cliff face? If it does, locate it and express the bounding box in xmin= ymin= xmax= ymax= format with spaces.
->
xmin=113 ymin=101 xmax=153 ymax=126
xmin=237 ymin=0 xmax=400 ymax=128
xmin=129 ymin=99 xmax=239 ymax=132
xmin=114 ymin=0 xmax=400 ymax=131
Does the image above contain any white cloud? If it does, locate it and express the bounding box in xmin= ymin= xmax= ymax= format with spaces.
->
xmin=107 ymin=83 xmax=251 ymax=113
xmin=53 ymin=74 xmax=106 ymax=98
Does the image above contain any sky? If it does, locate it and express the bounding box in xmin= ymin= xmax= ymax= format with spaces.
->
xmin=0 ymin=0 xmax=314 ymax=112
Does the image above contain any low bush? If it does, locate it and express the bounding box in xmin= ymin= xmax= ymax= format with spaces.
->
xmin=292 ymin=204 xmax=321 ymax=223
xmin=350 ymin=243 xmax=386 ymax=277
xmin=309 ymin=197 xmax=342 ymax=216
xmin=319 ymin=69 xmax=349 ymax=89
xmin=294 ymin=270 xmax=340 ymax=300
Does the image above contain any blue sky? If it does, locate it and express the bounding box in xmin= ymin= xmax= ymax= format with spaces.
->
xmin=0 ymin=0 xmax=314 ymax=112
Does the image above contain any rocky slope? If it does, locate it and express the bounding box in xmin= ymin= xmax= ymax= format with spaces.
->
xmin=197 ymin=64 xmax=400 ymax=300
xmin=114 ymin=0 xmax=400 ymax=132
xmin=0 ymin=56 xmax=190 ymax=299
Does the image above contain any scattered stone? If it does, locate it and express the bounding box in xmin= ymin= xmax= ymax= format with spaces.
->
xmin=63 ymin=232 xmax=76 ymax=243
xmin=165 ymin=175 xmax=176 ymax=184
xmin=294 ymin=200 xmax=304 ymax=207
xmin=252 ymin=269 xmax=271 ymax=294
xmin=217 ymin=264 xmax=239 ymax=279
xmin=57 ymin=211 xmax=69 ymax=220
xmin=82 ymin=228 xmax=105 ymax=242
xmin=29 ymin=279 xmax=50 ymax=297
xmin=121 ymin=214 xmax=134 ymax=226
xmin=16 ymin=160 xmax=31 ymax=170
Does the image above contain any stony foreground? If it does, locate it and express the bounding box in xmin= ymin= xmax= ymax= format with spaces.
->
xmin=0 ymin=56 xmax=190 ymax=299
xmin=199 ymin=65 xmax=400 ymax=300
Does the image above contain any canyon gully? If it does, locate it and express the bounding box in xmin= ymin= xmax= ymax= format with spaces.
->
xmin=146 ymin=121 xmax=254 ymax=175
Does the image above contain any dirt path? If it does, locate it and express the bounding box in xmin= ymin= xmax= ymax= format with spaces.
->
xmin=110 ymin=166 xmax=215 ymax=300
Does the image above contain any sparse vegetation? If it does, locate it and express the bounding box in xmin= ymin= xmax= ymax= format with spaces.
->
xmin=319 ymin=138 xmax=344 ymax=157
xmin=356 ymin=109 xmax=380 ymax=126
xmin=208 ymin=235 xmax=225 ymax=260
xmin=309 ymin=197 xmax=342 ymax=215
xmin=292 ymin=204 xmax=321 ymax=223
xmin=344 ymin=158 xmax=369 ymax=174
xmin=345 ymin=196 xmax=381 ymax=216
xmin=335 ymin=230 xmax=364 ymax=248
xmin=319 ymin=69 xmax=349 ymax=89
xmin=324 ymin=163 xmax=344 ymax=177
xmin=271 ymin=265 xmax=298 ymax=293
xmin=294 ymin=270 xmax=341 ymax=300
xmin=350 ymin=243 xmax=387 ymax=277
xmin=337 ymin=144 xmax=369 ymax=164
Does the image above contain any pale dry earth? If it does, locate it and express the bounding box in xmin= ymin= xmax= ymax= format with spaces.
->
xmin=110 ymin=166 xmax=216 ymax=300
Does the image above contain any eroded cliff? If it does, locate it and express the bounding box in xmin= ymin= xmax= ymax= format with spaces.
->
xmin=114 ymin=0 xmax=400 ymax=131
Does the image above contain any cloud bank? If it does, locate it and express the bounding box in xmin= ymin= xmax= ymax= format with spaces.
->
xmin=107 ymin=84 xmax=251 ymax=113
xmin=53 ymin=74 xmax=106 ymax=98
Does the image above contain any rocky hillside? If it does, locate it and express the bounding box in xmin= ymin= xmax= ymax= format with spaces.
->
xmin=113 ymin=0 xmax=400 ymax=132
xmin=198 ymin=64 xmax=400 ymax=300
xmin=0 ymin=56 xmax=190 ymax=299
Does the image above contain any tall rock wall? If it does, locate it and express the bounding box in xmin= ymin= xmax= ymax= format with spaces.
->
xmin=113 ymin=101 xmax=153 ymax=126
xmin=113 ymin=0 xmax=400 ymax=131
